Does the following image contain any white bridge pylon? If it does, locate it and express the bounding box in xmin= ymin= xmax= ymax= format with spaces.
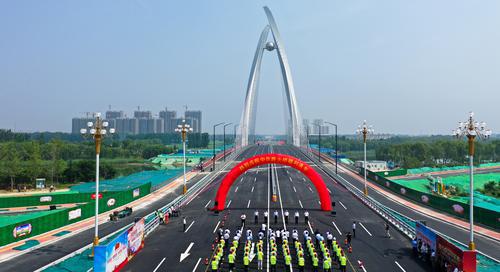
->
xmin=239 ymin=6 xmax=304 ymax=147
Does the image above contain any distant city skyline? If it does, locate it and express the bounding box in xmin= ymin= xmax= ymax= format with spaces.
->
xmin=1 ymin=1 xmax=499 ymax=135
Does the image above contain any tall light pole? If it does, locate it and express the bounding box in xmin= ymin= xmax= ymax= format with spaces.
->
xmin=233 ymin=124 xmax=239 ymax=152
xmin=80 ymin=113 xmax=115 ymax=256
xmin=175 ymin=120 xmax=193 ymax=195
xmin=212 ymin=122 xmax=224 ymax=171
xmin=453 ymin=111 xmax=491 ymax=250
xmin=325 ymin=121 xmax=338 ymax=175
xmin=356 ymin=120 xmax=374 ymax=196
xmin=223 ymin=123 xmax=233 ymax=161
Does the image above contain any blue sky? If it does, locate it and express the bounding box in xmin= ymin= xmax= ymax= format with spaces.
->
xmin=1 ymin=1 xmax=499 ymax=134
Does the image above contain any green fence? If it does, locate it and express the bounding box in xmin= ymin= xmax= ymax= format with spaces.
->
xmin=362 ymin=169 xmax=500 ymax=230
xmin=0 ymin=183 xmax=151 ymax=247
xmin=0 ymin=192 xmax=94 ymax=209
xmin=375 ymin=168 xmax=408 ymax=177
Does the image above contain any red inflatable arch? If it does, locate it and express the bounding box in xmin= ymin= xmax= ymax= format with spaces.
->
xmin=213 ymin=153 xmax=332 ymax=211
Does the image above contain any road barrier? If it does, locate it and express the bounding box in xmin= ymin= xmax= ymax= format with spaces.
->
xmin=0 ymin=183 xmax=151 ymax=247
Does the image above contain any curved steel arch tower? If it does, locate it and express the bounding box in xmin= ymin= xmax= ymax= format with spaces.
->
xmin=240 ymin=6 xmax=303 ymax=147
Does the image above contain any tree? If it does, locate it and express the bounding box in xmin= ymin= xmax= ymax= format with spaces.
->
xmin=100 ymin=163 xmax=117 ymax=180
xmin=26 ymin=141 xmax=43 ymax=185
xmin=1 ymin=143 xmax=21 ymax=190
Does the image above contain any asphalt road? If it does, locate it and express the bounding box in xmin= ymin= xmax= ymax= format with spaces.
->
xmin=125 ymin=145 xmax=428 ymax=272
xmin=321 ymin=159 xmax=500 ymax=260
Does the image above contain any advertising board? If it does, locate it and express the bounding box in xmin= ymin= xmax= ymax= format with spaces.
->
xmin=13 ymin=223 xmax=32 ymax=238
xmin=94 ymin=218 xmax=145 ymax=272
xmin=68 ymin=208 xmax=82 ymax=220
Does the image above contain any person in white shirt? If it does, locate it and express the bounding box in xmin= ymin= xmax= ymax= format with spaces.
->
xmin=352 ymin=221 xmax=356 ymax=238
xmin=264 ymin=211 xmax=269 ymax=222
xmin=304 ymin=211 xmax=309 ymax=224
xmin=254 ymin=210 xmax=259 ymax=224
xmin=294 ymin=211 xmax=300 ymax=224
xmin=273 ymin=210 xmax=279 ymax=224
xmin=284 ymin=210 xmax=289 ymax=224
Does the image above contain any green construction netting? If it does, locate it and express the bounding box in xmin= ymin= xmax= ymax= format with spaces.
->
xmin=393 ymin=173 xmax=500 ymax=212
xmin=407 ymin=163 xmax=500 ymax=175
xmin=69 ymin=169 xmax=184 ymax=193
xmin=0 ymin=209 xmax=63 ymax=228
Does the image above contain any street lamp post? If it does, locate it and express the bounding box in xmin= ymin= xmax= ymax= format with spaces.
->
xmin=233 ymin=124 xmax=239 ymax=152
xmin=175 ymin=120 xmax=193 ymax=195
xmin=356 ymin=120 xmax=374 ymax=196
xmin=453 ymin=112 xmax=491 ymax=250
xmin=212 ymin=122 xmax=224 ymax=171
xmin=80 ymin=113 xmax=115 ymax=257
xmin=223 ymin=123 xmax=233 ymax=161
xmin=325 ymin=122 xmax=338 ymax=175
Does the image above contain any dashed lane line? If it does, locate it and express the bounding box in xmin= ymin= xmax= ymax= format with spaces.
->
xmin=293 ymin=186 xmax=297 ymax=193
xmin=308 ymin=187 xmax=313 ymax=192
xmin=235 ymin=186 xmax=239 ymax=192
xmin=192 ymin=257 xmax=201 ymax=271
xmin=227 ymin=200 xmax=232 ymax=208
xmin=212 ymin=221 xmax=220 ymax=233
xmin=184 ymin=221 xmax=195 ymax=233
xmin=251 ymin=186 xmax=255 ymax=192
xmin=152 ymin=257 xmax=166 ymax=272
xmin=339 ymin=201 xmax=347 ymax=210
xmin=247 ymin=200 xmax=251 ymax=208
xmin=395 ymin=261 xmax=406 ymax=272
xmin=332 ymin=221 xmax=342 ymax=235
xmin=327 ymin=188 xmax=332 ymax=194
xmin=298 ymin=200 xmax=303 ymax=208
xmin=204 ymin=200 xmax=211 ymax=208
xmin=359 ymin=222 xmax=373 ymax=237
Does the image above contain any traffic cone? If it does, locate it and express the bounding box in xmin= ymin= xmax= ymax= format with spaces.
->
xmin=348 ymin=246 xmax=352 ymax=253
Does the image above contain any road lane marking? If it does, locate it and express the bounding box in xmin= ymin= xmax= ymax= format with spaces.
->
xmin=318 ymin=201 xmax=321 ymax=205
xmin=254 ymin=177 xmax=256 ymax=182
xmin=293 ymin=186 xmax=297 ymax=193
xmin=212 ymin=221 xmax=220 ymax=233
xmin=179 ymin=242 xmax=194 ymax=262
xmin=358 ymin=260 xmax=368 ymax=272
xmin=204 ymin=200 xmax=211 ymax=208
xmin=327 ymin=188 xmax=332 ymax=194
xmin=308 ymin=187 xmax=313 ymax=192
xmin=227 ymin=200 xmax=232 ymax=208
xmin=298 ymin=200 xmax=303 ymax=208
xmin=152 ymin=257 xmax=166 ymax=272
xmin=184 ymin=221 xmax=195 ymax=233
xmin=235 ymin=186 xmax=239 ymax=192
xmin=247 ymin=200 xmax=251 ymax=208
xmin=339 ymin=201 xmax=347 ymax=210
xmin=192 ymin=257 xmax=201 ymax=271
xmin=251 ymin=186 xmax=255 ymax=192
xmin=289 ymin=176 xmax=292 ymax=182
xmin=359 ymin=222 xmax=373 ymax=236
xmin=332 ymin=221 xmax=342 ymax=235
xmin=307 ymin=221 xmax=314 ymax=233
xmin=302 ymin=177 xmax=306 ymax=182
xmin=395 ymin=261 xmax=406 ymax=272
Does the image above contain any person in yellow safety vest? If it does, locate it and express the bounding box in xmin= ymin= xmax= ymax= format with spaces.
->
xmin=298 ymin=253 xmax=305 ymax=272
xmin=257 ymin=249 xmax=264 ymax=270
xmin=228 ymin=252 xmax=235 ymax=271
xmin=336 ymin=246 xmax=341 ymax=261
xmin=285 ymin=253 xmax=292 ymax=266
xmin=211 ymin=258 xmax=218 ymax=272
xmin=340 ymin=252 xmax=347 ymax=272
xmin=312 ymin=254 xmax=319 ymax=272
xmin=243 ymin=253 xmax=250 ymax=272
xmin=270 ymin=252 xmax=277 ymax=272
xmin=323 ymin=256 xmax=331 ymax=272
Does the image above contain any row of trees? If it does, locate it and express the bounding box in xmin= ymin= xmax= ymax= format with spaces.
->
xmin=312 ymin=135 xmax=500 ymax=169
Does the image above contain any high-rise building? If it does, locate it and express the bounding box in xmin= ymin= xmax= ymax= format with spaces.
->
xmin=159 ymin=108 xmax=177 ymax=133
xmin=134 ymin=110 xmax=152 ymax=119
xmin=115 ymin=118 xmax=139 ymax=135
xmin=106 ymin=110 xmax=124 ymax=119
xmin=71 ymin=117 xmax=95 ymax=134
xmin=185 ymin=110 xmax=202 ymax=133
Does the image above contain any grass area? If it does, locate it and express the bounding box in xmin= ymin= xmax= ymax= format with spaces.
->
xmin=343 ymin=150 xmax=376 ymax=161
xmin=397 ymin=173 xmax=500 ymax=193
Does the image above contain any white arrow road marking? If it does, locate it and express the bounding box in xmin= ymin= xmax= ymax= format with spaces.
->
xmin=247 ymin=200 xmax=251 ymax=208
xmin=249 ymin=242 xmax=256 ymax=262
xmin=180 ymin=242 xmax=194 ymax=262
xmin=212 ymin=221 xmax=220 ymax=233
xmin=332 ymin=221 xmax=342 ymax=235
xmin=204 ymin=200 xmax=211 ymax=208
xmin=185 ymin=221 xmax=195 ymax=233
xmin=339 ymin=201 xmax=347 ymax=210
xmin=359 ymin=222 xmax=373 ymax=237
xmin=251 ymin=186 xmax=255 ymax=192
xmin=227 ymin=200 xmax=232 ymax=208
xmin=192 ymin=258 xmax=201 ymax=271
xmin=153 ymin=257 xmax=166 ymax=272
xmin=395 ymin=261 xmax=406 ymax=272
xmin=298 ymin=200 xmax=303 ymax=208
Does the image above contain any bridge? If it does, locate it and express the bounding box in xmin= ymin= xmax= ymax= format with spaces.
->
xmin=0 ymin=6 xmax=498 ymax=272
